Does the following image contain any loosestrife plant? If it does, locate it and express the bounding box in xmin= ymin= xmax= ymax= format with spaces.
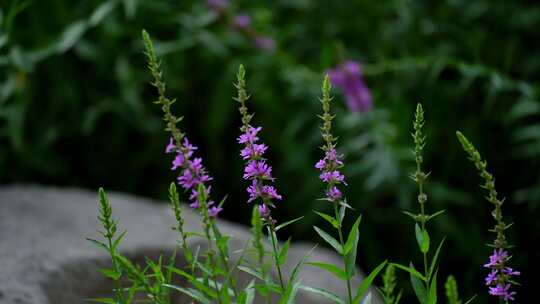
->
xmin=88 ymin=30 xmax=523 ymax=304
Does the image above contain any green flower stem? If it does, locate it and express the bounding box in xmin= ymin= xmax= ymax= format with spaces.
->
xmin=200 ymin=199 xmax=222 ymax=304
xmin=210 ymin=220 xmax=239 ymax=298
xmin=333 ymin=200 xmax=353 ymax=304
xmin=251 ymin=206 xmax=272 ymax=304
xmin=265 ymin=203 xmax=286 ymax=292
xmin=412 ymin=103 xmax=430 ymax=282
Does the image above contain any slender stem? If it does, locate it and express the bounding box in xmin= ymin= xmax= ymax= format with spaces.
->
xmin=107 ymin=236 xmax=125 ymax=304
xmin=267 ymin=222 xmax=286 ymax=291
xmin=333 ymin=202 xmax=353 ymax=304
xmin=203 ymin=223 xmax=222 ymax=304
xmin=210 ymin=221 xmax=239 ymax=298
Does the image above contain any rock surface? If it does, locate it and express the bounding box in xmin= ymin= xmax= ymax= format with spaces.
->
xmin=0 ymin=185 xmax=379 ymax=304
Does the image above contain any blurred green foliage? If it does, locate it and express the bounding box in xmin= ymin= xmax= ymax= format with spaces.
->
xmin=1 ymin=0 xmax=538 ymax=302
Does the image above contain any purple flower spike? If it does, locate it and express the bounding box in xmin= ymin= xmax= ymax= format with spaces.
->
xmin=166 ymin=137 xmax=219 ymax=216
xmin=483 ymin=248 xmax=520 ymax=301
xmin=233 ymin=15 xmax=251 ymax=30
xmin=328 ymin=60 xmax=372 ymax=113
xmin=238 ymin=123 xmax=281 ymax=212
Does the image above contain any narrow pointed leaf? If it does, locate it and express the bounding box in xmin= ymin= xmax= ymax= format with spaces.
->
xmin=307 ymin=262 xmax=347 ymax=280
xmin=409 ymin=262 xmax=427 ymax=304
xmin=390 ymin=263 xmax=426 ymax=282
xmin=314 ymin=211 xmax=339 ymax=229
xmin=314 ymin=226 xmax=342 ymax=254
xmin=276 ymin=216 xmax=304 ymax=231
xmin=352 ymin=260 xmax=387 ymax=303
xmin=429 ymin=238 xmax=445 ymax=280
xmin=344 ymin=215 xmax=362 ymax=255
xmin=298 ymin=285 xmax=345 ymax=304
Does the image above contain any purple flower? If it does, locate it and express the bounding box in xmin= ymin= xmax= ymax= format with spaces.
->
xmin=261 ymin=185 xmax=282 ymax=200
xmin=326 ymin=186 xmax=342 ymax=201
xmin=171 ymin=153 xmax=185 ymax=170
xmin=258 ymin=204 xmax=271 ymax=218
xmin=238 ymin=122 xmax=281 ymax=214
xmin=244 ymin=160 xmax=273 ymax=180
xmin=319 ymin=170 xmax=345 ymax=184
xmin=166 ymin=137 xmax=218 ymax=216
xmin=253 ymin=36 xmax=276 ymax=51
xmin=233 ymin=15 xmax=251 ymax=30
xmin=208 ymin=206 xmax=223 ymax=218
xmin=238 ymin=126 xmax=262 ymax=144
xmin=485 ymin=270 xmax=497 ymax=286
xmin=328 ymin=60 xmax=372 ymax=112
xmin=489 ymin=284 xmax=516 ymax=301
xmin=315 ymin=146 xmax=346 ymax=202
xmin=502 ymin=267 xmax=520 ymax=276
xmin=166 ymin=137 xmax=175 ymax=153
xmin=240 ymin=143 xmax=268 ymax=160
xmin=483 ymin=248 xmax=519 ymax=301
xmin=484 ymin=249 xmax=509 ymax=268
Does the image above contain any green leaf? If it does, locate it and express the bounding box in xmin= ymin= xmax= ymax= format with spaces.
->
xmin=314 ymin=226 xmax=342 ymax=254
xmin=97 ymin=268 xmax=120 ymax=280
xmin=86 ymin=238 xmax=108 ymax=251
xmin=427 ymin=210 xmax=445 ymax=222
xmin=238 ymin=265 xmax=264 ymax=280
xmin=278 ymin=238 xmax=291 ymax=266
xmin=362 ymin=292 xmax=373 ymax=304
xmin=415 ymin=224 xmax=430 ymax=253
xmin=167 ymin=267 xmax=217 ymax=298
xmin=344 ymin=226 xmax=359 ymax=278
xmin=390 ymin=263 xmax=426 ymax=282
xmin=56 ymin=21 xmax=88 ymax=53
xmin=245 ymin=280 xmax=256 ymax=304
xmin=352 ymin=260 xmax=387 ymax=304
xmin=298 ymin=285 xmax=345 ymax=304
xmin=89 ymin=1 xmax=116 ymax=27
xmin=403 ymin=211 xmax=418 ymax=221
xmin=409 ymin=262 xmax=427 ymax=304
xmin=314 ymin=211 xmax=339 ymax=229
xmin=307 ymin=262 xmax=347 ymax=280
xmin=427 ymin=269 xmax=438 ymax=304
xmin=112 ymin=230 xmax=127 ymax=250
xmin=163 ymin=284 xmax=211 ymax=304
xmin=276 ymin=216 xmax=304 ymax=231
xmin=279 ymin=280 xmax=302 ymax=304
xmin=464 ymin=295 xmax=477 ymax=304
xmin=429 ymin=238 xmax=445 ymax=280
xmin=344 ymin=215 xmax=362 ymax=255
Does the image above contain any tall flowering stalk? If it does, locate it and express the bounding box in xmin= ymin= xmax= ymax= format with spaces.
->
xmin=311 ymin=75 xmax=386 ymax=304
xmin=234 ymin=64 xmax=286 ymax=293
xmin=142 ymin=30 xmax=237 ymax=300
xmin=456 ymin=131 xmax=520 ymax=302
xmin=393 ymin=103 xmax=445 ymax=304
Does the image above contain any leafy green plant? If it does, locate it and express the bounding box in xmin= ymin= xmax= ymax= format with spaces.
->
xmin=88 ymin=30 xmax=525 ymax=304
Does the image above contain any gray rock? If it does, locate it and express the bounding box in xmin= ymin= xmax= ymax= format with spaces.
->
xmin=0 ymin=185 xmax=380 ymax=304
